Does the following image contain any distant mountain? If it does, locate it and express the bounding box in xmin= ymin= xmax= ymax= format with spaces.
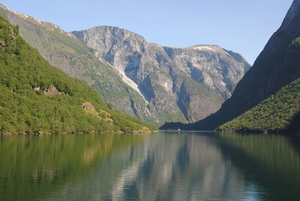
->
xmin=0 ymin=4 xmax=250 ymax=126
xmin=72 ymin=26 xmax=250 ymax=123
xmin=165 ymin=0 xmax=300 ymax=131
xmin=0 ymin=15 xmax=156 ymax=134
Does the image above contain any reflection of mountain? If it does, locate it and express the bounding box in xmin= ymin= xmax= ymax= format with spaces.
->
xmin=186 ymin=134 xmax=246 ymax=199
xmin=47 ymin=132 xmax=246 ymax=200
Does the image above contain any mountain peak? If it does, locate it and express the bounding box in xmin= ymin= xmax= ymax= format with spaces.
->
xmin=82 ymin=25 xmax=146 ymax=40
xmin=280 ymin=0 xmax=300 ymax=29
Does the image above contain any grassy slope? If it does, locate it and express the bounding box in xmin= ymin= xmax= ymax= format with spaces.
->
xmin=0 ymin=15 xmax=156 ymax=134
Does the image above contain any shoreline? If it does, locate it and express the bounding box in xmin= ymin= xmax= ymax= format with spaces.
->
xmin=0 ymin=130 xmax=158 ymax=136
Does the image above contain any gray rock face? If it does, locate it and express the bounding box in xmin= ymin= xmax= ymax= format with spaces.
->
xmin=73 ymin=26 xmax=250 ymax=122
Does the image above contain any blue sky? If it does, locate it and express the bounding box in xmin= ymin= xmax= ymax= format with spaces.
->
xmin=1 ymin=0 xmax=294 ymax=65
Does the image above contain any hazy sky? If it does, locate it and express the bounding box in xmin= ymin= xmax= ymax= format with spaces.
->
xmin=1 ymin=0 xmax=294 ymax=65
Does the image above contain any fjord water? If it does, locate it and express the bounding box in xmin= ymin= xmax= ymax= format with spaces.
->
xmin=1 ymin=131 xmax=300 ymax=201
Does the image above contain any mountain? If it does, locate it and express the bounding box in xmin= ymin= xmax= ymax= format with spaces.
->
xmin=164 ymin=0 xmax=300 ymax=131
xmin=0 ymin=4 xmax=250 ymax=126
xmin=72 ymin=26 xmax=250 ymax=123
xmin=0 ymin=15 xmax=156 ymax=134
xmin=0 ymin=4 xmax=157 ymax=125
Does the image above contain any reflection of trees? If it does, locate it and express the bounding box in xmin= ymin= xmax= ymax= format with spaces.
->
xmin=218 ymin=133 xmax=300 ymax=201
xmin=0 ymin=134 xmax=145 ymax=201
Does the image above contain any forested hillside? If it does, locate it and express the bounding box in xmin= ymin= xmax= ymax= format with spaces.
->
xmin=0 ymin=16 xmax=156 ymax=134
xmin=216 ymin=77 xmax=300 ymax=133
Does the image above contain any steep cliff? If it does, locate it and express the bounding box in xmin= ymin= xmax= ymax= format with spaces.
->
xmin=176 ymin=0 xmax=300 ymax=130
xmin=73 ymin=26 xmax=250 ymax=123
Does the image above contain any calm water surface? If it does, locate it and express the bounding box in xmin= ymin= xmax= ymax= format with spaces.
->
xmin=1 ymin=131 xmax=300 ymax=201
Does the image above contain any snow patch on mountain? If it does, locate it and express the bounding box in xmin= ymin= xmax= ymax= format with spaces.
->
xmin=190 ymin=46 xmax=216 ymax=52
xmin=105 ymin=61 xmax=149 ymax=105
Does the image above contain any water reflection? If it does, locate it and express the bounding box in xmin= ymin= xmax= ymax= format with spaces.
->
xmin=0 ymin=134 xmax=146 ymax=201
xmin=218 ymin=133 xmax=300 ymax=201
xmin=43 ymin=132 xmax=246 ymax=200
xmin=1 ymin=131 xmax=300 ymax=201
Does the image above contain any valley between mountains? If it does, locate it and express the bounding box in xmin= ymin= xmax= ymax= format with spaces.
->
xmin=3 ymin=0 xmax=300 ymax=134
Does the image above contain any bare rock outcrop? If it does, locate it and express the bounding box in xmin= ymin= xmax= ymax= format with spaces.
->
xmin=44 ymin=85 xmax=64 ymax=95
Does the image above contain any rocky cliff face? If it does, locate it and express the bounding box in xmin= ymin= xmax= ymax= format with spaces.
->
xmin=73 ymin=26 xmax=250 ymax=123
xmin=180 ymin=0 xmax=300 ymax=130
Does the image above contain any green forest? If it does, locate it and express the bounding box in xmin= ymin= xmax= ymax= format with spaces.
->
xmin=216 ymin=77 xmax=300 ymax=133
xmin=0 ymin=15 xmax=156 ymax=134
